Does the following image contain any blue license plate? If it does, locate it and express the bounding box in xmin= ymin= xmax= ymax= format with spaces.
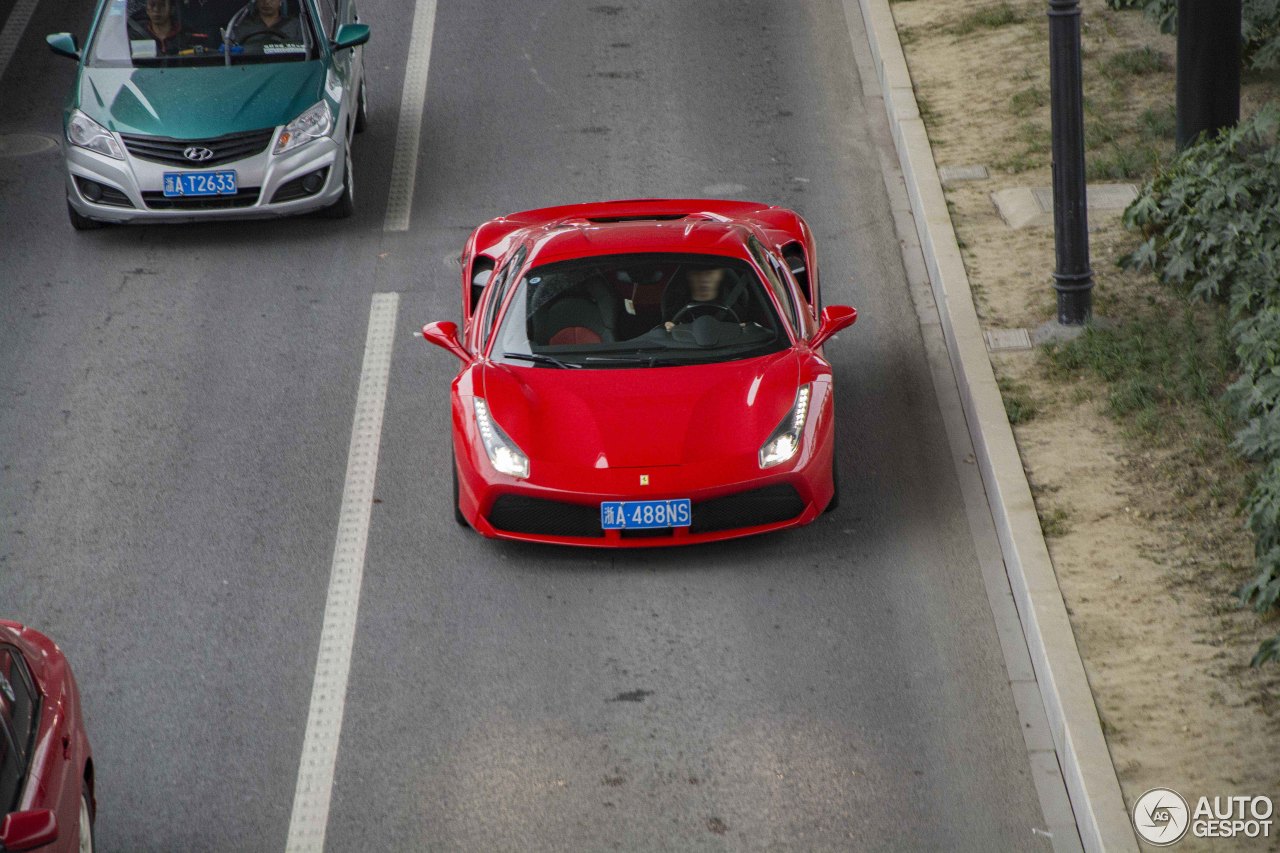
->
xmin=162 ymin=170 xmax=237 ymax=197
xmin=601 ymin=499 xmax=692 ymax=530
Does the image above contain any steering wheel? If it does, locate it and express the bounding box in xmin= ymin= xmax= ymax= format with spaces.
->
xmin=238 ymin=29 xmax=289 ymax=46
xmin=670 ymin=301 xmax=741 ymax=325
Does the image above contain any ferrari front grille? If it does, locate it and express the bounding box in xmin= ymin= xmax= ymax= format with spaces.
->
xmin=487 ymin=484 xmax=806 ymax=539
xmin=689 ymin=484 xmax=805 ymax=534
xmin=487 ymin=495 xmax=604 ymax=538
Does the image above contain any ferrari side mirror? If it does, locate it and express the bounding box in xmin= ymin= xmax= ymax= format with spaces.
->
xmin=422 ymin=321 xmax=472 ymax=363
xmin=811 ymin=305 xmax=857 ymax=349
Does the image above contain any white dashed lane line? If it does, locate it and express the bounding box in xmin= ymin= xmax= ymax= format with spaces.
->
xmin=382 ymin=0 xmax=439 ymax=232
xmin=285 ymin=293 xmax=398 ymax=853
xmin=0 ymin=0 xmax=41 ymax=81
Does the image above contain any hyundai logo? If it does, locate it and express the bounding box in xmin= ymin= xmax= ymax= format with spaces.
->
xmin=183 ymin=146 xmax=214 ymax=162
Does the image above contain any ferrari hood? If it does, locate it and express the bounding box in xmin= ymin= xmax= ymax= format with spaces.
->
xmin=76 ymin=62 xmax=326 ymax=137
xmin=478 ymin=352 xmax=802 ymax=469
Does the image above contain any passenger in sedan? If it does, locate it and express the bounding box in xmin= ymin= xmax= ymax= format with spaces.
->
xmin=128 ymin=0 xmax=189 ymax=54
xmin=234 ymin=0 xmax=303 ymax=44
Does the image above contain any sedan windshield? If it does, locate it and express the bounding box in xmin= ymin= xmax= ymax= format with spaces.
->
xmin=88 ymin=0 xmax=317 ymax=67
xmin=492 ymin=253 xmax=789 ymax=369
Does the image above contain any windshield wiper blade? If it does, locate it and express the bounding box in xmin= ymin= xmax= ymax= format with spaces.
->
xmin=583 ymin=354 xmax=689 ymax=367
xmin=502 ymin=352 xmax=580 ymax=369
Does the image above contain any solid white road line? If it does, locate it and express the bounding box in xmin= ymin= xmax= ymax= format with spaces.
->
xmin=0 ymin=0 xmax=40 ymax=81
xmin=285 ymin=293 xmax=399 ymax=853
xmin=383 ymin=0 xmax=439 ymax=232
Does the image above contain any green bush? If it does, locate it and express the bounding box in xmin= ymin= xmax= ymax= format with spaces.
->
xmin=1106 ymin=0 xmax=1280 ymax=71
xmin=1121 ymin=106 xmax=1280 ymax=664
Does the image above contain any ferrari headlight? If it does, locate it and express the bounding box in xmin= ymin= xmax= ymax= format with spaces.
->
xmin=66 ymin=110 xmax=124 ymax=160
xmin=473 ymin=398 xmax=529 ymax=478
xmin=274 ymin=101 xmax=332 ymax=154
xmin=759 ymin=384 xmax=811 ymax=469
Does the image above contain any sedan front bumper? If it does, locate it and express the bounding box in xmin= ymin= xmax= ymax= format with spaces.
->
xmin=63 ymin=130 xmax=345 ymax=223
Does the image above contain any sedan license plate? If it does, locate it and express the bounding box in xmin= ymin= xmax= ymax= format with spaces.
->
xmin=162 ymin=170 xmax=237 ymax=197
xmin=601 ymin=499 xmax=692 ymax=530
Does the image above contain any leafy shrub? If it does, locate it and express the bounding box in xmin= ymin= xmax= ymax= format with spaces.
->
xmin=1121 ymin=106 xmax=1280 ymax=664
xmin=1106 ymin=0 xmax=1280 ymax=71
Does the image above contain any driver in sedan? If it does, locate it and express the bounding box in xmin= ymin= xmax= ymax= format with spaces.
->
xmin=234 ymin=0 xmax=302 ymax=43
xmin=663 ymin=267 xmax=750 ymax=331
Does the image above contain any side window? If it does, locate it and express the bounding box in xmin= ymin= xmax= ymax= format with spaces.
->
xmin=312 ymin=0 xmax=337 ymax=37
xmin=771 ymin=255 xmax=815 ymax=338
xmin=482 ymin=245 xmax=527 ymax=349
xmin=782 ymin=243 xmax=813 ymax=306
xmin=0 ymin=648 xmax=37 ymax=813
xmin=0 ymin=724 xmax=19 ymax=814
xmin=748 ymin=238 xmax=799 ymax=334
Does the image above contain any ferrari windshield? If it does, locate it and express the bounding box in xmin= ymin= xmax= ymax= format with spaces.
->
xmin=87 ymin=0 xmax=317 ymax=67
xmin=491 ymin=253 xmax=789 ymax=369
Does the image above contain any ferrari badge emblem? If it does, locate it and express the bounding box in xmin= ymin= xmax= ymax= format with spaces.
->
xmin=640 ymin=474 xmax=650 ymax=486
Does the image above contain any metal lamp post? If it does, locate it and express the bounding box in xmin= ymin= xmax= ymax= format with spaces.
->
xmin=1176 ymin=0 xmax=1241 ymax=150
xmin=1048 ymin=0 xmax=1093 ymax=325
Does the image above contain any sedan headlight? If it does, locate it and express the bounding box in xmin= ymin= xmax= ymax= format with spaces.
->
xmin=473 ymin=398 xmax=529 ymax=478
xmin=759 ymin=384 xmax=811 ymax=469
xmin=274 ymin=101 xmax=333 ymax=155
xmin=66 ymin=110 xmax=124 ymax=160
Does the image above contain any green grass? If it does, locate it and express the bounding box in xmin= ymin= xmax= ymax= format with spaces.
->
xmin=1045 ymin=302 xmax=1237 ymax=442
xmin=998 ymin=377 xmax=1041 ymax=424
xmin=1087 ymin=142 xmax=1162 ymax=180
xmin=1017 ymin=121 xmax=1051 ymax=155
xmin=915 ymin=94 xmax=938 ymax=124
xmin=1102 ymin=46 xmax=1170 ymax=77
xmin=1039 ymin=506 xmax=1071 ymax=537
xmin=1139 ymin=104 xmax=1178 ymax=141
xmin=953 ymin=4 xmax=1021 ymax=35
xmin=1085 ymin=116 xmax=1122 ymax=149
xmin=1010 ymin=86 xmax=1047 ymax=118
xmin=995 ymin=149 xmax=1043 ymax=173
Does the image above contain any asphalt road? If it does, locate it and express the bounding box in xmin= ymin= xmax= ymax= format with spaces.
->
xmin=1 ymin=0 xmax=1058 ymax=850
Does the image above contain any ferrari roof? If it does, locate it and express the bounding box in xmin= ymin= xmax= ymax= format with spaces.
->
xmin=520 ymin=216 xmax=760 ymax=268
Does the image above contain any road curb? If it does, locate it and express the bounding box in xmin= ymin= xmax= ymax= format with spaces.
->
xmin=850 ymin=1 xmax=1138 ymax=850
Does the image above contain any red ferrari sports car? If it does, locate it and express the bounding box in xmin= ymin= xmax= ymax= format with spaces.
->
xmin=422 ymin=198 xmax=857 ymax=547
xmin=0 ymin=621 xmax=94 ymax=853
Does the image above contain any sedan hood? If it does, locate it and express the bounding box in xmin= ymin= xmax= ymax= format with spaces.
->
xmin=77 ymin=62 xmax=326 ymax=137
xmin=478 ymin=352 xmax=801 ymax=469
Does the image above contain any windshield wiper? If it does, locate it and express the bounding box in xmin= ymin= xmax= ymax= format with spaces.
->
xmin=583 ymin=353 xmax=690 ymax=367
xmin=502 ymin=352 xmax=580 ymax=369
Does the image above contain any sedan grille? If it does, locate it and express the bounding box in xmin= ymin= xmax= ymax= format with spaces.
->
xmin=141 ymin=189 xmax=260 ymax=210
xmin=120 ymin=128 xmax=275 ymax=168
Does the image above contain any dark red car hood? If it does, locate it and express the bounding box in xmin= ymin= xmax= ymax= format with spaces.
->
xmin=477 ymin=351 xmax=801 ymax=469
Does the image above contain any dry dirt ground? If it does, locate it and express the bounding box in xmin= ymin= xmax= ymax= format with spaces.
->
xmin=887 ymin=0 xmax=1280 ymax=846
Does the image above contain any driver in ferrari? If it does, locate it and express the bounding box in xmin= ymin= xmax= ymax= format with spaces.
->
xmin=662 ymin=267 xmax=751 ymax=331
